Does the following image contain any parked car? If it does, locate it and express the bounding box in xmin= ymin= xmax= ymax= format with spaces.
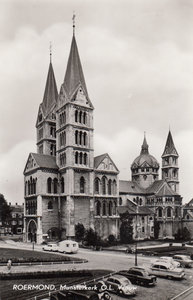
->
xmin=89 ymin=281 xmax=112 ymax=300
xmin=173 ymin=255 xmax=193 ymax=268
xmin=105 ymin=274 xmax=137 ymax=296
xmin=150 ymin=262 xmax=185 ymax=279
xmin=117 ymin=266 xmax=157 ymax=286
xmin=155 ymin=257 xmax=180 ymax=268
xmin=42 ymin=243 xmax=59 ymax=252
xmin=58 ymin=240 xmax=79 ymax=254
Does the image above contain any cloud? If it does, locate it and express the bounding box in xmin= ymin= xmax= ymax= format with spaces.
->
xmin=0 ymin=140 xmax=35 ymax=204
xmin=0 ymin=1 xmax=192 ymax=204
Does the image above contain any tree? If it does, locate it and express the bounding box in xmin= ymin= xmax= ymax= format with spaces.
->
xmin=75 ymin=223 xmax=85 ymax=242
xmin=0 ymin=194 xmax=11 ymax=225
xmin=174 ymin=227 xmax=191 ymax=241
xmin=154 ymin=219 xmax=160 ymax=239
xmin=120 ymin=212 xmax=133 ymax=244
xmin=84 ymin=228 xmax=101 ymax=246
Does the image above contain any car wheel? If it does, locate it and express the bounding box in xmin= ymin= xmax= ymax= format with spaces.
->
xmin=119 ymin=289 xmax=123 ymax=295
xmin=167 ymin=276 xmax=173 ymax=280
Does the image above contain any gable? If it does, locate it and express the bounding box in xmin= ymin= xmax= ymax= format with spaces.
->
xmin=95 ymin=154 xmax=119 ymax=172
xmin=72 ymin=84 xmax=93 ymax=109
xmin=24 ymin=153 xmax=38 ymax=174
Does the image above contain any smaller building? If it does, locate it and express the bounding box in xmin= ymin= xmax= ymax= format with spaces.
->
xmin=118 ymin=199 xmax=154 ymax=240
xmin=7 ymin=203 xmax=24 ymax=234
xmin=182 ymin=199 xmax=193 ymax=239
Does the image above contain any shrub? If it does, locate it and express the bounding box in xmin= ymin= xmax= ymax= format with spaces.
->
xmin=108 ymin=234 xmax=116 ymax=244
xmin=75 ymin=223 xmax=86 ymax=242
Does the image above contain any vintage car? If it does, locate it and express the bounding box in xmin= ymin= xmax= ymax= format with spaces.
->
xmin=150 ymin=262 xmax=185 ymax=279
xmin=105 ymin=274 xmax=137 ymax=296
xmin=117 ymin=266 xmax=157 ymax=286
xmin=42 ymin=243 xmax=59 ymax=252
xmin=173 ymin=255 xmax=193 ymax=268
xmin=155 ymin=257 xmax=180 ymax=268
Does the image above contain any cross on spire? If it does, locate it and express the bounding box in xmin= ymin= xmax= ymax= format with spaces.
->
xmin=72 ymin=12 xmax=76 ymax=35
xmin=49 ymin=41 xmax=52 ymax=63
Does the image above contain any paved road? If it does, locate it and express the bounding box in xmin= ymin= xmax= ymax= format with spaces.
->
xmin=1 ymin=241 xmax=193 ymax=300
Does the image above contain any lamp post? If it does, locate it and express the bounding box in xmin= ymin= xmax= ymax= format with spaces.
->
xmin=135 ymin=221 xmax=140 ymax=266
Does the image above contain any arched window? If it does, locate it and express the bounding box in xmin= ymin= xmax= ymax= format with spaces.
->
xmin=32 ymin=179 xmax=36 ymax=194
xmin=48 ymin=201 xmax=53 ymax=210
xmin=53 ymin=178 xmax=58 ymax=194
xmin=113 ymin=180 xmax=117 ymax=195
xmin=102 ymin=176 xmax=106 ymax=195
xmin=139 ymin=198 xmax=142 ymax=206
xmin=75 ymin=130 xmax=78 ymax=144
xmin=94 ymin=178 xmax=100 ymax=194
xmin=84 ymin=153 xmax=87 ymax=165
xmin=109 ymin=201 xmax=113 ymax=216
xmin=80 ymin=152 xmax=83 ymax=164
xmin=113 ymin=201 xmax=117 ymax=215
xmin=28 ymin=180 xmax=30 ymax=195
xmin=63 ymin=112 xmax=66 ymax=124
xmin=47 ymin=178 xmax=52 ymax=193
xmin=83 ymin=132 xmax=87 ymax=146
xmin=25 ymin=182 xmax=27 ymax=196
xmin=80 ymin=177 xmax=85 ymax=193
xmin=108 ymin=179 xmax=112 ymax=195
xmin=167 ymin=207 xmax=172 ymax=218
xmin=75 ymin=151 xmax=78 ymax=164
xmin=61 ymin=177 xmax=65 ymax=193
xmin=102 ymin=202 xmax=106 ymax=216
xmin=79 ymin=131 xmax=82 ymax=145
xmin=158 ymin=208 xmax=162 ymax=218
xmin=83 ymin=112 xmax=87 ymax=124
xmin=75 ymin=110 xmax=78 ymax=122
xmin=50 ymin=144 xmax=56 ymax=156
xmin=79 ymin=111 xmax=82 ymax=123
xmin=96 ymin=201 xmax=101 ymax=216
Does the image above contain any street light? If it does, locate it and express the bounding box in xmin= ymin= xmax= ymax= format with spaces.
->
xmin=135 ymin=223 xmax=140 ymax=266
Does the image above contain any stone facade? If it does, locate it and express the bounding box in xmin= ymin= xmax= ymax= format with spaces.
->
xmin=23 ymin=31 xmax=119 ymax=244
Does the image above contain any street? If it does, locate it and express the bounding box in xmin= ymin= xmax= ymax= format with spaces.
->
xmin=1 ymin=241 xmax=193 ymax=300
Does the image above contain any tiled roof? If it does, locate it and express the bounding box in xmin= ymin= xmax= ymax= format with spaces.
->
xmin=42 ymin=62 xmax=58 ymax=116
xmin=162 ymin=130 xmax=178 ymax=157
xmin=117 ymin=205 xmax=154 ymax=215
xmin=94 ymin=153 xmax=107 ymax=169
xmin=119 ymin=180 xmax=146 ymax=194
xmin=63 ymin=36 xmax=88 ymax=99
xmin=146 ymin=180 xmax=178 ymax=196
xmin=32 ymin=153 xmax=58 ymax=169
xmin=146 ymin=180 xmax=164 ymax=194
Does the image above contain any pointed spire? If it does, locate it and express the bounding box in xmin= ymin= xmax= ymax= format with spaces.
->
xmin=63 ymin=34 xmax=88 ymax=99
xmin=162 ymin=130 xmax=178 ymax=157
xmin=42 ymin=61 xmax=58 ymax=116
xmin=140 ymin=132 xmax=149 ymax=155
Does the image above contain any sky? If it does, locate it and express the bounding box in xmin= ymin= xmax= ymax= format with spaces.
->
xmin=0 ymin=0 xmax=193 ymax=205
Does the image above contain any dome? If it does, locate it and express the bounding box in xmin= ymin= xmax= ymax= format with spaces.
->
xmin=131 ymin=135 xmax=159 ymax=169
xmin=132 ymin=153 xmax=159 ymax=169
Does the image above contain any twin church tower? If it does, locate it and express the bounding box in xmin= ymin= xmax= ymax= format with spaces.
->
xmin=23 ymin=21 xmax=181 ymax=243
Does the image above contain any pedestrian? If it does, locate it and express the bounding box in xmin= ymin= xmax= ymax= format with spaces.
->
xmin=7 ymin=259 xmax=12 ymax=271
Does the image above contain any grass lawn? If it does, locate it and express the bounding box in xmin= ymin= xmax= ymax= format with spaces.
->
xmin=0 ymin=248 xmax=83 ymax=263
xmin=138 ymin=245 xmax=193 ymax=257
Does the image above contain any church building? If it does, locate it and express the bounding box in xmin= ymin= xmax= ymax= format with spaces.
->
xmin=23 ymin=25 xmax=119 ymax=244
xmin=119 ymin=133 xmax=182 ymax=239
xmin=23 ymin=21 xmax=183 ymax=244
